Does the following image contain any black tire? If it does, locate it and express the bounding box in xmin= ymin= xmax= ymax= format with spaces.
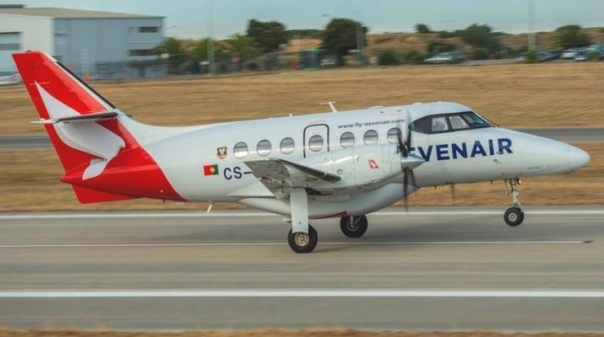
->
xmin=288 ymin=225 xmax=318 ymax=253
xmin=504 ymin=207 xmax=524 ymax=227
xmin=340 ymin=215 xmax=368 ymax=238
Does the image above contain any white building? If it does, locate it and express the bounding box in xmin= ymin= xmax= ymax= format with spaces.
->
xmin=0 ymin=6 xmax=166 ymax=78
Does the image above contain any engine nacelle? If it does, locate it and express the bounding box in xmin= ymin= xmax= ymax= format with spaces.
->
xmin=298 ymin=144 xmax=403 ymax=191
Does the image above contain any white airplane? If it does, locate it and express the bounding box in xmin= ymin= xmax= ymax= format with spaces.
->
xmin=13 ymin=51 xmax=590 ymax=253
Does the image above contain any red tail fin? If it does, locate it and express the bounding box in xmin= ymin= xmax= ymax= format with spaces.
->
xmin=14 ymin=51 xmax=184 ymax=204
xmin=13 ymin=51 xmax=116 ymax=172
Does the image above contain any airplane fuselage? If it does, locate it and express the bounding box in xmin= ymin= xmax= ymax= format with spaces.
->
xmin=74 ymin=102 xmax=587 ymax=219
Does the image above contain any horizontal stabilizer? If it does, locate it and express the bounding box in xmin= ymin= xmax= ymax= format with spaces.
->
xmin=32 ymin=111 xmax=119 ymax=124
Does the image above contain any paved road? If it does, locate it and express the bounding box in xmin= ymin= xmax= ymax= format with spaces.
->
xmin=0 ymin=128 xmax=602 ymax=149
xmin=0 ymin=207 xmax=603 ymax=332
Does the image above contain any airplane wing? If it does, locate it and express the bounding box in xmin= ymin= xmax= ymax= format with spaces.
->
xmin=245 ymin=158 xmax=341 ymax=199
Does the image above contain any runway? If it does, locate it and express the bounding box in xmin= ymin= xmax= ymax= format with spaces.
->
xmin=1 ymin=127 xmax=603 ymax=149
xmin=0 ymin=207 xmax=603 ymax=331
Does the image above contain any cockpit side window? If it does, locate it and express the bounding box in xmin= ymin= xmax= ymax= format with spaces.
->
xmin=410 ymin=111 xmax=491 ymax=134
xmin=431 ymin=116 xmax=449 ymax=132
xmin=409 ymin=116 xmax=432 ymax=133
xmin=461 ymin=111 xmax=490 ymax=128
xmin=449 ymin=115 xmax=470 ymax=130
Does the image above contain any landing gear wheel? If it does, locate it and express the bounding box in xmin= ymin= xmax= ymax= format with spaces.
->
xmin=504 ymin=207 xmax=524 ymax=227
xmin=288 ymin=225 xmax=318 ymax=253
xmin=340 ymin=215 xmax=368 ymax=238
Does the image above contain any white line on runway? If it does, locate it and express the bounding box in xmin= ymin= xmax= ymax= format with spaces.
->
xmin=0 ymin=240 xmax=589 ymax=249
xmin=1 ymin=289 xmax=603 ymax=298
xmin=1 ymin=209 xmax=603 ymax=220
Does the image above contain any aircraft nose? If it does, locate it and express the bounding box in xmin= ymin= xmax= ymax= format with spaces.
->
xmin=567 ymin=146 xmax=590 ymax=171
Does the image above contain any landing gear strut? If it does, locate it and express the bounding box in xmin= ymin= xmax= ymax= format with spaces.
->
xmin=340 ymin=215 xmax=368 ymax=238
xmin=287 ymin=188 xmax=318 ymax=253
xmin=504 ymin=178 xmax=524 ymax=227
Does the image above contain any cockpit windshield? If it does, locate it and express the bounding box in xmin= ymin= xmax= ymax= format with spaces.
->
xmin=410 ymin=111 xmax=492 ymax=134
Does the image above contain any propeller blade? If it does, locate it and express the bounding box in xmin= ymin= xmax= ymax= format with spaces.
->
xmin=403 ymin=168 xmax=409 ymax=212
xmin=450 ymin=184 xmax=456 ymax=205
xmin=397 ymin=126 xmax=407 ymax=157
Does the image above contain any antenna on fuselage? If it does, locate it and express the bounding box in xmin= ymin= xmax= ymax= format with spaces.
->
xmin=320 ymin=101 xmax=337 ymax=113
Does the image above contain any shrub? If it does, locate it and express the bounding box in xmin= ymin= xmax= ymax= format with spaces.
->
xmin=377 ymin=49 xmax=401 ymax=66
xmin=472 ymin=48 xmax=490 ymax=60
xmin=525 ymin=49 xmax=538 ymax=63
xmin=403 ymin=50 xmax=426 ymax=65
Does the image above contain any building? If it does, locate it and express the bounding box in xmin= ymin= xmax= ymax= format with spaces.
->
xmin=0 ymin=6 xmax=165 ymax=78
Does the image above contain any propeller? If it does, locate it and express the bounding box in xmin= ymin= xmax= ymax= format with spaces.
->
xmin=450 ymin=184 xmax=456 ymax=205
xmin=397 ymin=111 xmax=417 ymax=212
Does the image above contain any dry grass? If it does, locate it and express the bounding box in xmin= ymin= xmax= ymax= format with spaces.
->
xmin=2 ymin=62 xmax=604 ymax=135
xmin=0 ymin=142 xmax=600 ymax=212
xmin=1 ymin=330 xmax=603 ymax=337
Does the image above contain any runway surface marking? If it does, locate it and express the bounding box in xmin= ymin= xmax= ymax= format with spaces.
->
xmin=1 ymin=209 xmax=604 ymax=220
xmin=1 ymin=289 xmax=603 ymax=298
xmin=0 ymin=241 xmax=590 ymax=249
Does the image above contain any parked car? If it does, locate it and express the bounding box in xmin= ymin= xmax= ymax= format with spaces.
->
xmin=515 ymin=50 xmax=558 ymax=63
xmin=424 ymin=51 xmax=465 ymax=64
xmin=561 ymin=48 xmax=580 ymax=59
xmin=574 ymin=49 xmax=589 ymax=61
xmin=587 ymin=44 xmax=604 ymax=60
xmin=515 ymin=52 xmax=526 ymax=63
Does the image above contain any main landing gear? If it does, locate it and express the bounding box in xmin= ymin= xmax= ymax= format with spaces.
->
xmin=287 ymin=188 xmax=318 ymax=253
xmin=503 ymin=178 xmax=524 ymax=227
xmin=340 ymin=215 xmax=368 ymax=238
xmin=288 ymin=225 xmax=318 ymax=253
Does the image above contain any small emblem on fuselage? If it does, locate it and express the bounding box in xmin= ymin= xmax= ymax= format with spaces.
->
xmin=217 ymin=146 xmax=227 ymax=159
xmin=368 ymin=159 xmax=379 ymax=169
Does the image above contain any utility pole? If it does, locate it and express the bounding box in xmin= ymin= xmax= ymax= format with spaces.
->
xmin=355 ymin=11 xmax=364 ymax=66
xmin=528 ymin=0 xmax=536 ymax=51
xmin=207 ymin=0 xmax=215 ymax=75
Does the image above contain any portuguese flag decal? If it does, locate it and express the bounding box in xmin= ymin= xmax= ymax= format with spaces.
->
xmin=203 ymin=164 xmax=219 ymax=176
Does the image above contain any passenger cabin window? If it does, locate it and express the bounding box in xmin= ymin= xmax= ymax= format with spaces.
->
xmin=280 ymin=137 xmax=295 ymax=154
xmin=363 ymin=129 xmax=379 ymax=145
xmin=387 ymin=127 xmax=402 ymax=144
xmin=257 ymin=140 xmax=271 ymax=156
xmin=233 ymin=142 xmax=248 ymax=158
xmin=340 ymin=132 xmax=355 ymax=148
xmin=410 ymin=111 xmax=491 ymax=134
xmin=308 ymin=135 xmax=324 ymax=152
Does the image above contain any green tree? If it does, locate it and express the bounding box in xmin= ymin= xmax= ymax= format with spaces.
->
xmin=458 ymin=24 xmax=501 ymax=53
xmin=152 ymin=37 xmax=188 ymax=73
xmin=554 ymin=25 xmax=592 ymax=49
xmin=426 ymin=41 xmax=455 ymax=54
xmin=415 ymin=24 xmax=432 ymax=34
xmin=246 ymin=19 xmax=288 ymax=53
xmin=225 ymin=34 xmax=260 ymax=60
xmin=321 ymin=18 xmax=367 ymax=65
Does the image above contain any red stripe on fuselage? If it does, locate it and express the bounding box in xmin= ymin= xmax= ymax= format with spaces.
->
xmin=61 ymin=118 xmax=184 ymax=202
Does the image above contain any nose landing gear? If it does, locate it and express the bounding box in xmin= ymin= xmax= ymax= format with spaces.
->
xmin=504 ymin=178 xmax=524 ymax=227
